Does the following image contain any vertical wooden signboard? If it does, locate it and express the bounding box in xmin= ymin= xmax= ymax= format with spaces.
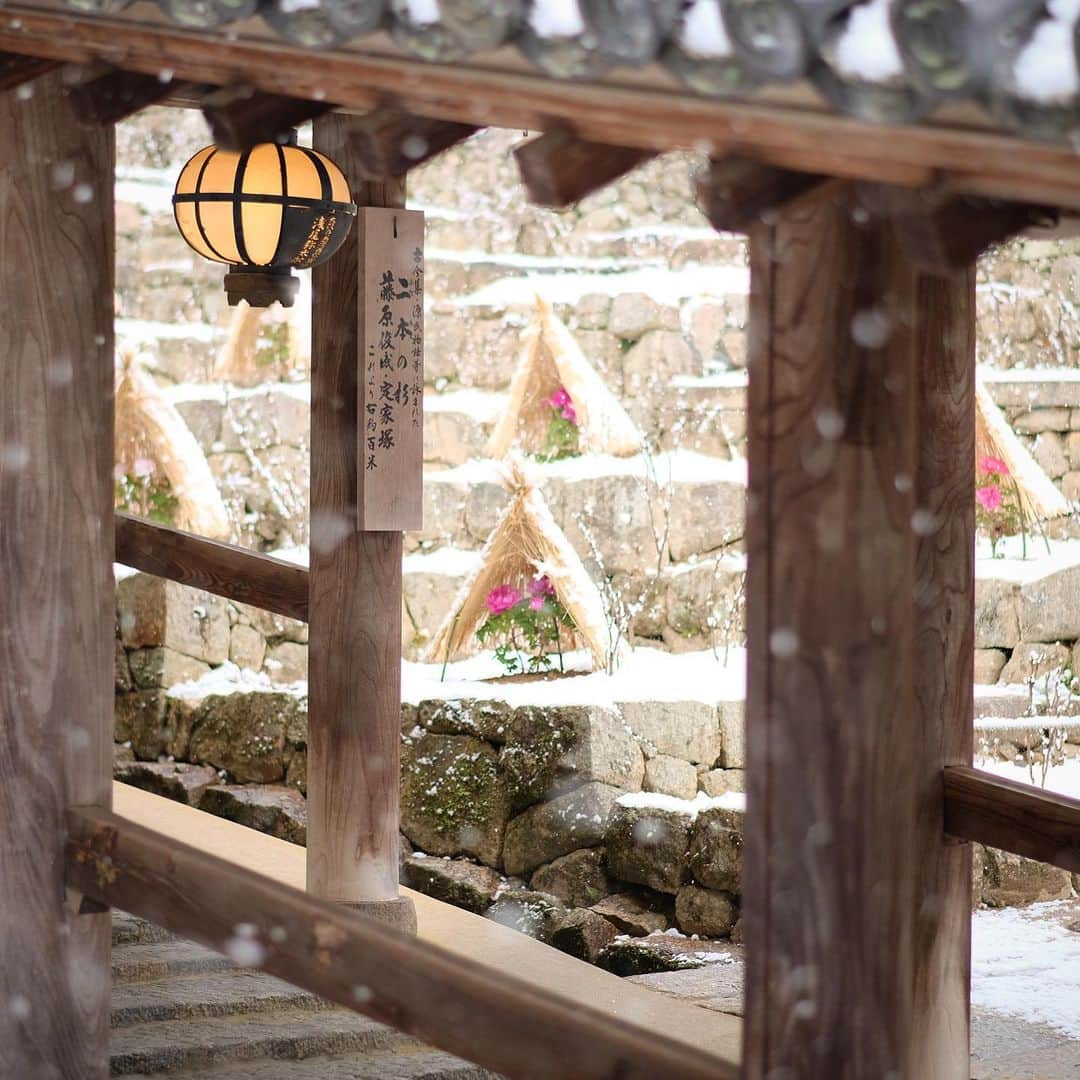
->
xmin=357 ymin=206 xmax=424 ymax=530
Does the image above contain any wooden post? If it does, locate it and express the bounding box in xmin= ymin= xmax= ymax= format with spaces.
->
xmin=308 ymin=113 xmax=416 ymax=931
xmin=742 ymin=184 xmax=973 ymax=1077
xmin=0 ymin=71 xmax=114 ymax=1077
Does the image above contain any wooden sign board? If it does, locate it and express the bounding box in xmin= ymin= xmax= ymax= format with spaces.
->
xmin=357 ymin=206 xmax=425 ymax=530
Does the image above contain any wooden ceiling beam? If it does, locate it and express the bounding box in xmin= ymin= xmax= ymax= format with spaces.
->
xmin=515 ymin=128 xmax=655 ymax=209
xmin=348 ymin=106 xmax=478 ymax=179
xmin=0 ymin=49 xmax=59 ymax=93
xmin=694 ymin=156 xmax=827 ymax=233
xmin=200 ymin=85 xmax=333 ymax=151
xmin=65 ymin=63 xmax=194 ymax=125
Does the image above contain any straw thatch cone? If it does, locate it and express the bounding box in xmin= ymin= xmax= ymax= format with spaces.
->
xmin=975 ymin=375 xmax=1067 ymax=522
xmin=213 ymin=300 xmax=309 ymax=387
xmin=427 ymin=456 xmax=623 ymax=672
xmin=115 ymin=349 xmax=231 ymax=539
xmin=485 ymin=295 xmax=641 ymax=459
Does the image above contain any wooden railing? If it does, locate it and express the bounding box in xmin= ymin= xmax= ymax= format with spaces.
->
xmin=66 ymin=805 xmax=735 ymax=1080
xmin=944 ymin=765 xmax=1080 ymax=873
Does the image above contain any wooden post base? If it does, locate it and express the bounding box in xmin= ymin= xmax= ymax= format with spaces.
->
xmin=342 ymin=896 xmax=418 ymax=935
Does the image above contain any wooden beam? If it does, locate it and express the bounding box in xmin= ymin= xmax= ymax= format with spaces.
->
xmin=114 ymin=512 xmax=309 ymax=622
xmin=6 ymin=10 xmax=1080 ymax=211
xmin=66 ymin=805 xmax=736 ymax=1080
xmin=0 ymin=69 xmax=114 ymax=1079
xmin=514 ymin=127 xmax=656 ymax=208
xmin=693 ymin=156 xmax=827 ymax=233
xmin=201 ymin=84 xmax=333 ymax=151
xmin=0 ymin=48 xmax=58 ymax=92
xmin=349 ymin=106 xmax=478 ymax=179
xmin=742 ymin=183 xmax=973 ymax=1078
xmin=65 ymin=63 xmax=186 ymax=125
xmin=945 ymin=765 xmax=1080 ymax=875
xmin=308 ymin=114 xmax=413 ymax=927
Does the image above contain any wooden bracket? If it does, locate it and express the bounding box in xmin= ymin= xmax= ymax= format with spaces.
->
xmin=201 ymin=85 xmax=333 ymax=151
xmin=65 ymin=63 xmax=191 ymax=126
xmin=0 ymin=50 xmax=59 ymax=94
xmin=514 ymin=127 xmax=656 ymax=209
xmin=858 ymin=184 xmax=1057 ymax=271
xmin=64 ymin=887 xmax=109 ymax=917
xmin=694 ymin=156 xmax=826 ymax=234
xmin=349 ymin=106 xmax=478 ymax=179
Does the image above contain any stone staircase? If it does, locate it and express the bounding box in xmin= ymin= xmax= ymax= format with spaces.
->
xmin=110 ymin=911 xmax=494 ymax=1079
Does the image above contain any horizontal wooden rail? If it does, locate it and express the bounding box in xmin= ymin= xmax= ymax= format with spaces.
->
xmin=944 ymin=765 xmax=1080 ymax=874
xmin=66 ymin=806 xmax=735 ymax=1080
xmin=4 ymin=11 xmax=1080 ymax=211
xmin=115 ymin=512 xmax=308 ymax=622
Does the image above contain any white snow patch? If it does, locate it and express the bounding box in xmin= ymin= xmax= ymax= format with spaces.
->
xmin=113 ymin=562 xmax=141 ymax=583
xmin=404 ymin=0 xmax=440 ymax=25
xmin=1013 ymin=1 xmax=1080 ymax=103
xmin=403 ymin=547 xmax=483 ymax=577
xmin=616 ymin=789 xmax=745 ymax=819
xmin=424 ymin=389 xmax=508 ymax=422
xmin=528 ymin=0 xmax=585 ymax=38
xmin=971 ymin=758 xmax=1080 ymax=803
xmin=117 ymin=318 xmax=222 ymax=344
xmin=831 ymin=0 xmax=904 ymax=83
xmin=166 ymin=661 xmax=306 ymax=700
xmin=972 ymin=901 xmax=1080 ymax=1039
xmin=163 ymin=381 xmax=311 ymax=406
xmin=679 ymin=0 xmax=732 ymax=59
xmin=975 ymin=537 xmax=1080 ymax=582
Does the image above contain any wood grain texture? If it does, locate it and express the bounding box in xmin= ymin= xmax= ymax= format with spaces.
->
xmin=742 ymin=185 xmax=971 ymax=1078
xmin=694 ymin=157 xmax=825 ymax=234
xmin=67 ymin=805 xmax=738 ymax=1080
xmin=348 ymin=107 xmax=478 ymax=179
xmin=115 ymin=511 xmax=310 ymax=622
xmin=514 ymin=128 xmax=655 ymax=208
xmin=8 ymin=11 xmax=1080 ymax=210
xmin=308 ymin=113 xmax=409 ymax=903
xmin=0 ymin=71 xmax=114 ymax=1079
xmin=909 ymin=261 xmax=975 ymax=1080
xmin=945 ymin=765 xmax=1080 ymax=874
xmin=200 ymin=86 xmax=332 ymax=151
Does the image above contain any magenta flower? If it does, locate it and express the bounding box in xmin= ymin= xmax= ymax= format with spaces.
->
xmin=980 ymin=455 xmax=1009 ymax=477
xmin=560 ymin=404 xmax=578 ymax=426
xmin=547 ymin=387 xmax=571 ymax=409
xmin=976 ymin=485 xmax=1003 ymax=512
xmin=528 ymin=575 xmax=555 ymax=598
xmin=486 ymin=584 xmax=522 ymax=615
xmin=529 ymin=595 xmax=545 ymax=611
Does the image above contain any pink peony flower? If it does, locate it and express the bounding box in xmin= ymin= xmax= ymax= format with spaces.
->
xmin=561 ymin=404 xmax=578 ymax=426
xmin=528 ymin=575 xmax=555 ymax=598
xmin=980 ymin=455 xmax=1009 ymax=477
xmin=547 ymin=387 xmax=571 ymax=409
xmin=976 ymin=484 xmax=1002 ymax=512
xmin=529 ymin=596 xmax=545 ymax=611
xmin=486 ymin=584 xmax=522 ymax=615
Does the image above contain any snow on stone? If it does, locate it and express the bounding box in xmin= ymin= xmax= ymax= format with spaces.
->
xmin=404 ymin=644 xmax=747 ymax=707
xmin=616 ymin=789 xmax=745 ymax=818
xmin=831 ymin=0 xmax=904 ymax=83
xmin=975 ymin=536 xmax=1080 ymax=582
xmin=972 ymin=758 xmax=1080 ymax=802
xmin=113 ymin=562 xmax=141 ymax=583
xmin=117 ymin=318 xmax=222 ymax=344
xmin=678 ymin=0 xmax=733 ymax=59
xmin=1012 ymin=0 xmax=1080 ymax=104
xmin=404 ymin=0 xmax=441 ymax=25
xmin=528 ymin=0 xmax=585 ymax=38
xmin=167 ymin=661 xmax=306 ymax=700
xmin=164 ymin=381 xmax=311 ymax=406
xmin=423 ymin=388 xmax=508 ymax=423
xmin=972 ymin=901 xmax=1080 ymax=1039
xmin=457 ymin=263 xmax=750 ymax=309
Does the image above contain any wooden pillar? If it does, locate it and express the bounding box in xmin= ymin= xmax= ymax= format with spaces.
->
xmin=742 ymin=184 xmax=973 ymax=1078
xmin=0 ymin=72 xmax=115 ymax=1076
xmin=308 ymin=113 xmax=415 ymax=930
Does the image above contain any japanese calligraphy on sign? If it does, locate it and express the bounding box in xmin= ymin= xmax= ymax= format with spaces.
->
xmin=357 ymin=207 xmax=424 ymax=530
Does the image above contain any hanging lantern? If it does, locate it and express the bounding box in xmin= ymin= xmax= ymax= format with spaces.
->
xmin=172 ymin=139 xmax=356 ymax=308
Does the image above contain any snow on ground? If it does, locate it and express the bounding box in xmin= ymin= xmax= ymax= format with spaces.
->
xmin=117 ymin=317 xmax=222 ymax=344
xmin=403 ymin=546 xmax=483 ymax=576
xmin=972 ymin=901 xmax=1080 ymax=1040
xmin=403 ymin=645 xmax=747 ymax=707
xmin=166 ymin=661 xmax=307 ymax=700
xmin=616 ymin=789 xmax=745 ymax=817
xmin=975 ymin=536 xmax=1080 ymax=581
xmin=423 ymin=388 xmax=508 ymax=422
xmin=163 ymin=380 xmax=311 ymax=405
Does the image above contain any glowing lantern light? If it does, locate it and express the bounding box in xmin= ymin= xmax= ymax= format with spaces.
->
xmin=172 ymin=138 xmax=356 ymax=307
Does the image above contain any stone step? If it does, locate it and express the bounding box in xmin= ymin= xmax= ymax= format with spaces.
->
xmin=113 ymin=912 xmax=178 ymax=948
xmin=109 ymin=1005 xmax=407 ymax=1075
xmin=118 ymin=1043 xmax=493 ymax=1079
xmin=111 ymin=968 xmax=328 ymax=1027
xmin=112 ymin=940 xmax=233 ymax=985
